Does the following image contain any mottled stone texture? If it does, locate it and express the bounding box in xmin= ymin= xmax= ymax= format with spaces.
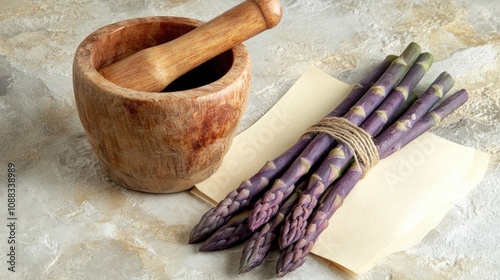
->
xmin=0 ymin=0 xmax=499 ymax=279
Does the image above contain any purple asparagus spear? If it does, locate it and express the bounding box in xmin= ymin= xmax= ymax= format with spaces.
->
xmin=189 ymin=54 xmax=399 ymax=243
xmin=375 ymin=72 xmax=454 ymax=153
xmin=248 ymin=42 xmax=422 ymax=231
xmin=381 ymin=89 xmax=469 ymax=158
xmin=199 ymin=216 xmax=253 ymax=251
xmin=276 ymin=89 xmax=469 ymax=277
xmin=278 ymin=52 xmax=434 ymax=248
xmin=239 ymin=180 xmax=308 ymax=273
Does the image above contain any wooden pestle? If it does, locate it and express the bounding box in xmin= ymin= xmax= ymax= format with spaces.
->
xmin=100 ymin=0 xmax=282 ymax=92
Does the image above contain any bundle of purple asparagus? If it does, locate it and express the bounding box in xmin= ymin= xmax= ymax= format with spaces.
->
xmin=189 ymin=42 xmax=469 ymax=276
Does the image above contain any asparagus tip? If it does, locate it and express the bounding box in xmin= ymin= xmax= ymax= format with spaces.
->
xmin=188 ymin=232 xmax=204 ymax=244
xmin=238 ymin=263 xmax=253 ymax=274
xmin=276 ymin=271 xmax=287 ymax=277
xmin=239 ymin=249 xmax=265 ymax=274
xmin=198 ymin=243 xmax=211 ymax=251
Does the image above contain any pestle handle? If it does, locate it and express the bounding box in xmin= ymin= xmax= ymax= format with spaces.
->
xmin=100 ymin=0 xmax=282 ymax=92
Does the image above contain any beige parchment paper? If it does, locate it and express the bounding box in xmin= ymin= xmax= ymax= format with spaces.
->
xmin=191 ymin=65 xmax=490 ymax=274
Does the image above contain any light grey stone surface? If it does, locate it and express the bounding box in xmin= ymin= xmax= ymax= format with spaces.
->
xmin=0 ymin=0 xmax=499 ymax=279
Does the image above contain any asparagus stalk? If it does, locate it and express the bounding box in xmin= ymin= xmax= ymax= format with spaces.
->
xmin=189 ymin=54 xmax=398 ymax=243
xmin=198 ymin=216 xmax=253 ymax=251
xmin=385 ymin=91 xmax=419 ymax=130
xmin=327 ymin=54 xmax=400 ymax=118
xmin=278 ymin=52 xmax=434 ymax=248
xmin=375 ymin=72 xmax=455 ymax=154
xmin=239 ymin=180 xmax=308 ymax=273
xmin=381 ymin=89 xmax=469 ymax=158
xmin=248 ymin=43 xmax=422 ymax=231
xmin=276 ymin=88 xmax=468 ymax=277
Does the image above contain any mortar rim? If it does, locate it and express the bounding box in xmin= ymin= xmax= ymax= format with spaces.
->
xmin=73 ymin=16 xmax=251 ymax=101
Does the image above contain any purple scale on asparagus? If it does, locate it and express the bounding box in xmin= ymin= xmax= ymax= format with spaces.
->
xmin=248 ymin=42 xmax=422 ymax=231
xmin=276 ymin=88 xmax=468 ymax=277
xmin=189 ymin=55 xmax=399 ymax=243
xmin=278 ymin=52 xmax=433 ymax=249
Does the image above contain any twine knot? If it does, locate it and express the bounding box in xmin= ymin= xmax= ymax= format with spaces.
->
xmin=307 ymin=117 xmax=379 ymax=174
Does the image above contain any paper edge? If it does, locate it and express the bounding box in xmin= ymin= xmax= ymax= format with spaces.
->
xmin=190 ymin=187 xmax=217 ymax=206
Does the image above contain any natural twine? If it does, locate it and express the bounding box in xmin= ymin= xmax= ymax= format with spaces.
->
xmin=307 ymin=117 xmax=379 ymax=174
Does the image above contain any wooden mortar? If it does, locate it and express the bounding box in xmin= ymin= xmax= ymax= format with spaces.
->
xmin=73 ymin=16 xmax=251 ymax=193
